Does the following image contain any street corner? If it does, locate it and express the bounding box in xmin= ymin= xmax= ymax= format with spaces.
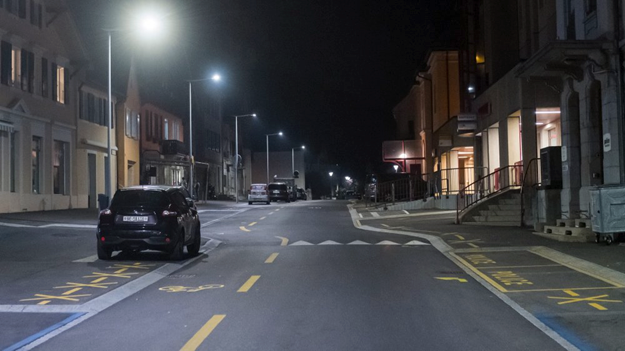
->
xmin=0 ymin=312 xmax=85 ymax=351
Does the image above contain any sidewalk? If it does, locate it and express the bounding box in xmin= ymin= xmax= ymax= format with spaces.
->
xmin=350 ymin=200 xmax=625 ymax=276
xmin=0 ymin=208 xmax=99 ymax=226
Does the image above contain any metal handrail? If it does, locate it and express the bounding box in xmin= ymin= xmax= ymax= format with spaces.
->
xmin=456 ymin=164 xmax=523 ymax=223
xmin=519 ymin=158 xmax=540 ymax=226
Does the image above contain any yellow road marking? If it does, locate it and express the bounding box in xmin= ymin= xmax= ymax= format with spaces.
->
xmin=115 ymin=268 xmax=129 ymax=274
xmin=180 ymin=314 xmax=226 ymax=351
xmin=381 ymin=224 xmax=390 ymax=228
xmin=442 ymin=232 xmax=459 ymax=236
xmin=435 ymin=277 xmax=468 ymax=283
xmin=589 ymin=303 xmax=608 ymax=311
xmin=62 ymin=288 xmax=83 ymax=296
xmin=468 ymin=243 xmax=480 ymax=248
xmin=37 ymin=300 xmax=51 ymax=305
xmin=455 ymin=234 xmax=465 ymax=240
xmin=265 ymin=253 xmax=279 ymax=263
xmin=55 ymin=282 xmax=118 ymax=289
xmin=239 ymin=226 xmax=251 ymax=232
xmin=260 ymin=217 xmax=266 ymax=220
xmin=109 ymin=263 xmax=154 ymax=270
xmin=450 ymin=252 xmax=508 ymax=292
xmin=563 ymin=289 xmax=580 ymax=297
xmin=474 ymin=264 xmax=562 ymax=269
xmin=450 ymin=239 xmax=482 ymax=245
xmin=21 ymin=293 xmax=91 ymax=302
xmin=356 ymin=220 xmax=361 ymax=227
xmin=276 ymin=236 xmax=289 ymax=246
xmin=91 ymin=277 xmax=108 ymax=283
xmin=248 ymin=222 xmax=257 ymax=227
xmin=237 ymin=275 xmax=260 ymax=293
xmin=84 ymin=272 xmax=138 ymax=279
xmin=548 ymin=294 xmax=622 ymax=305
xmin=506 ymin=286 xmax=623 ymax=293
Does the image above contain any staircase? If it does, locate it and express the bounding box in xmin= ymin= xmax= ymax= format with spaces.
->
xmin=460 ymin=190 xmax=521 ymax=226
xmin=535 ymin=218 xmax=595 ymax=242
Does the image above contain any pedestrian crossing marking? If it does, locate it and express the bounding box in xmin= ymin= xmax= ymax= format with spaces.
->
xmin=318 ymin=240 xmax=342 ymax=245
xmin=376 ymin=240 xmax=401 ymax=245
xmin=290 ymin=240 xmax=315 ymax=246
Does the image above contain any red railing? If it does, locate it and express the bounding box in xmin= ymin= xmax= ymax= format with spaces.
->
xmin=456 ymin=164 xmax=523 ymax=223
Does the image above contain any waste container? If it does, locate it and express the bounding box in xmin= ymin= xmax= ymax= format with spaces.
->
xmin=97 ymin=194 xmax=109 ymax=210
xmin=590 ymin=185 xmax=625 ymax=244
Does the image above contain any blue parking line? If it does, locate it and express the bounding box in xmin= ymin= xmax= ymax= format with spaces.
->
xmin=537 ymin=314 xmax=597 ymax=351
xmin=3 ymin=312 xmax=86 ymax=351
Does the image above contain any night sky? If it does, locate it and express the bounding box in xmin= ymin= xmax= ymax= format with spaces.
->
xmin=68 ymin=0 xmax=458 ymax=181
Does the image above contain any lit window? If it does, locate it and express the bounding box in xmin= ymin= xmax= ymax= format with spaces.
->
xmin=56 ymin=65 xmax=65 ymax=104
xmin=11 ymin=47 xmax=21 ymax=86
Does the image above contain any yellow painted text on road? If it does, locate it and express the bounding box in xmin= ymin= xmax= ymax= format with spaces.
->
xmin=455 ymin=234 xmax=465 ymax=240
xmin=180 ymin=314 xmax=226 ymax=351
xmin=238 ymin=275 xmax=260 ymax=292
xmin=490 ymin=271 xmax=533 ymax=286
xmin=248 ymin=222 xmax=257 ymax=227
xmin=160 ymin=284 xmax=224 ymax=293
xmin=465 ymin=254 xmax=496 ymax=265
xmin=265 ymin=253 xmax=279 ymax=263
xmin=239 ymin=226 xmax=251 ymax=232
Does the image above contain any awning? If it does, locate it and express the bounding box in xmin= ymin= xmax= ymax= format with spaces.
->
xmin=0 ymin=121 xmax=15 ymax=133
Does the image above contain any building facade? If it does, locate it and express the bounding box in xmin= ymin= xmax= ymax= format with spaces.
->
xmin=115 ymin=62 xmax=141 ymax=189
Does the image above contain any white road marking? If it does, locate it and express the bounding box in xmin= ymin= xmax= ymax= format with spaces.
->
xmin=403 ymin=210 xmax=410 ymax=215
xmin=290 ymin=241 xmax=314 ymax=246
xmin=318 ymin=240 xmax=342 ymax=245
xmin=201 ymin=210 xmax=248 ymax=228
xmin=347 ymin=240 xmax=371 ymax=245
xmin=0 ymin=222 xmax=97 ymax=229
xmin=198 ymin=209 xmax=242 ymax=213
xmin=403 ymin=240 xmax=429 ymax=246
xmin=376 ymin=240 xmax=400 ymax=245
xmin=371 ymin=212 xmax=380 ymax=218
xmin=72 ymin=255 xmax=98 ymax=263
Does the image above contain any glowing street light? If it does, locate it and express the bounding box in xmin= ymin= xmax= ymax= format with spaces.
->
xmin=234 ymin=113 xmax=257 ymax=203
xmin=266 ymin=132 xmax=284 ymax=184
xmin=292 ymin=145 xmax=305 ymax=178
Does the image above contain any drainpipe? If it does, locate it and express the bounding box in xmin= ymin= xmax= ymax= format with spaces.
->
xmin=614 ymin=0 xmax=625 ymax=184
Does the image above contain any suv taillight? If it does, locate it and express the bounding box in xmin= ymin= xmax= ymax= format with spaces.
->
xmin=162 ymin=210 xmax=178 ymax=216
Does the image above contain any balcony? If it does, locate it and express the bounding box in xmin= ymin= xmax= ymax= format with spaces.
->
xmin=161 ymin=140 xmax=187 ymax=156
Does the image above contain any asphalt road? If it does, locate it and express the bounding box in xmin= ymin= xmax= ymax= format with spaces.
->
xmin=1 ymin=200 xmax=568 ymax=350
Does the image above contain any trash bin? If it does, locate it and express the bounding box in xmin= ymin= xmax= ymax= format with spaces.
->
xmin=97 ymin=194 xmax=109 ymax=210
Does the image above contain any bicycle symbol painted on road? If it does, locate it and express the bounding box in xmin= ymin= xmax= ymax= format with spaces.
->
xmin=159 ymin=284 xmax=224 ymax=293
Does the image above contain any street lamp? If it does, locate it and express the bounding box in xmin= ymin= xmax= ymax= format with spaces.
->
xmin=266 ymin=132 xmax=283 ymax=184
xmin=234 ymin=113 xmax=257 ymax=203
xmin=393 ymin=165 xmax=399 ymax=173
xmin=105 ymin=12 xmax=164 ymax=206
xmin=329 ymin=171 xmax=334 ymax=198
xmin=291 ymin=145 xmax=305 ymax=178
xmin=345 ymin=176 xmax=351 ymax=181
xmin=187 ymin=73 xmax=222 ymax=198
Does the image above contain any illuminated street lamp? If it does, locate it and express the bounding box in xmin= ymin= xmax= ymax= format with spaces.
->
xmin=266 ymin=132 xmax=283 ymax=184
xmin=104 ymin=11 xmax=165 ymax=206
xmin=234 ymin=113 xmax=257 ymax=203
xmin=393 ymin=165 xmax=399 ymax=173
xmin=291 ymin=145 xmax=305 ymax=178
xmin=329 ymin=172 xmax=334 ymax=197
xmin=187 ymin=73 xmax=222 ymax=198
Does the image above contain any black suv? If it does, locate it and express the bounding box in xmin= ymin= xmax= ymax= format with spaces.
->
xmin=97 ymin=186 xmax=201 ymax=260
xmin=268 ymin=182 xmax=290 ymax=202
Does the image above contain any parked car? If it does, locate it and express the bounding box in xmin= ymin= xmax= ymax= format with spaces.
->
xmin=96 ymin=186 xmax=201 ymax=260
xmin=248 ymin=183 xmax=270 ymax=205
xmin=297 ymin=187 xmax=308 ymax=200
xmin=268 ymin=182 xmax=290 ymax=202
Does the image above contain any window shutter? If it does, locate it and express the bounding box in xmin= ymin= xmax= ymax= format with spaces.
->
xmin=20 ymin=49 xmax=27 ymax=90
xmin=64 ymin=67 xmax=69 ymax=104
xmin=41 ymin=57 xmax=48 ymax=97
xmin=18 ymin=0 xmax=25 ymax=18
xmin=51 ymin=62 xmax=57 ymax=101
xmin=37 ymin=4 xmax=42 ymax=28
xmin=0 ymin=41 xmax=11 ymax=85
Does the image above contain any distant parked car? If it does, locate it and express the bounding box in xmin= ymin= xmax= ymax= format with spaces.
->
xmin=248 ymin=184 xmax=270 ymax=205
xmin=297 ymin=188 xmax=308 ymax=200
xmin=268 ymin=182 xmax=290 ymax=202
xmin=96 ymin=186 xmax=201 ymax=260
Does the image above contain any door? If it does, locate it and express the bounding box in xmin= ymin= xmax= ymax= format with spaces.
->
xmin=88 ymin=154 xmax=96 ymax=208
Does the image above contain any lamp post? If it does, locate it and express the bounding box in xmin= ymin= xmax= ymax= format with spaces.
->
xmin=187 ymin=73 xmax=221 ymax=198
xmin=266 ymin=132 xmax=283 ymax=184
xmin=329 ymin=171 xmax=334 ymax=198
xmin=234 ymin=113 xmax=257 ymax=203
xmin=104 ymin=12 xmax=164 ymax=206
xmin=291 ymin=145 xmax=305 ymax=178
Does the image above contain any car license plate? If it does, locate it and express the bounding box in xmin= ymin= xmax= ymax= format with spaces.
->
xmin=123 ymin=216 xmax=148 ymax=222
xmin=273 ymin=190 xmax=279 ymax=194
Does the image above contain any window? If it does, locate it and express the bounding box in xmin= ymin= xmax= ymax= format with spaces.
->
xmin=0 ymin=41 xmax=10 ymax=85
xmin=41 ymin=57 xmax=48 ymax=97
xmin=37 ymin=3 xmax=42 ymax=28
xmin=80 ymin=91 xmax=112 ymax=127
xmin=53 ymin=140 xmax=68 ymax=194
xmin=164 ymin=119 xmax=169 ymax=140
xmin=31 ymin=136 xmax=41 ymax=194
xmin=18 ymin=0 xmax=25 ymax=18
xmin=10 ymin=131 xmax=16 ymax=192
xmin=55 ymin=65 xmax=66 ymax=104
xmin=125 ymin=109 xmax=140 ymax=140
xmin=172 ymin=121 xmax=180 ymax=141
xmin=11 ymin=47 xmax=20 ymax=86
xmin=29 ymin=0 xmax=35 ymax=25
xmin=585 ymin=0 xmax=597 ymax=14
xmin=20 ymin=49 xmax=34 ymax=92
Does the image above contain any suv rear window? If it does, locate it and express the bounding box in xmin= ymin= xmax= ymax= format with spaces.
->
xmin=251 ymin=185 xmax=266 ymax=190
xmin=111 ymin=190 xmax=170 ymax=208
xmin=268 ymin=184 xmax=287 ymax=191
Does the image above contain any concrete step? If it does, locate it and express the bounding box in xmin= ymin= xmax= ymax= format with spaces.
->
xmin=472 ymin=215 xmax=520 ymax=222
xmin=479 ymin=210 xmax=519 ymax=217
xmin=499 ymin=199 xmax=521 ymax=205
xmin=464 ymin=221 xmax=520 ymax=227
xmin=543 ymin=225 xmax=594 ymax=236
xmin=533 ymin=231 xmax=594 ymax=243
xmin=488 ymin=204 xmax=522 ymax=211
xmin=556 ymin=219 xmax=576 ymax=227
xmin=575 ymin=219 xmax=592 ymax=228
